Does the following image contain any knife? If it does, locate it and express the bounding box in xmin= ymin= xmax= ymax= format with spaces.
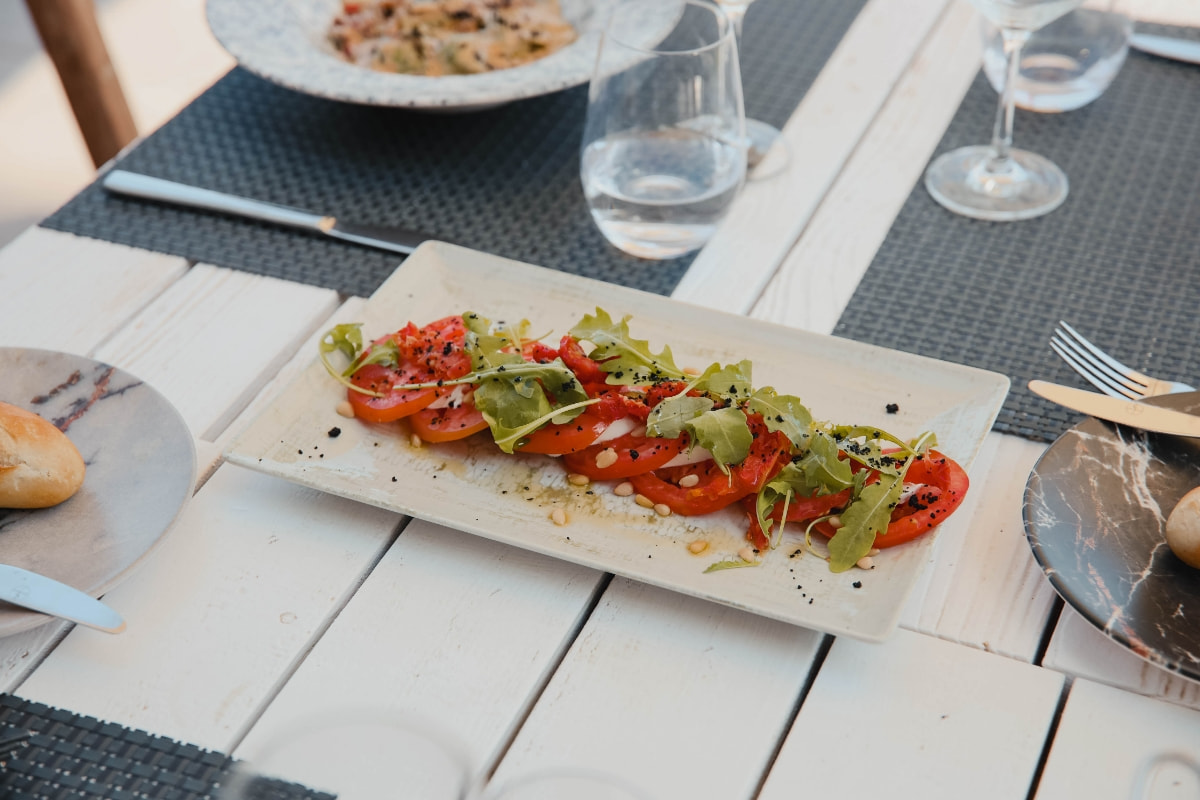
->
xmin=101 ymin=170 xmax=435 ymax=256
xmin=1129 ymin=33 xmax=1200 ymax=66
xmin=1029 ymin=380 xmax=1200 ymax=438
xmin=0 ymin=564 xmax=125 ymax=633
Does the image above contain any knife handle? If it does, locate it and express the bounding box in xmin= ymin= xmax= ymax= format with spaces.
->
xmin=102 ymin=170 xmax=331 ymax=232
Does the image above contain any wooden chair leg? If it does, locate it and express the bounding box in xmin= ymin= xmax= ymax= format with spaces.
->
xmin=25 ymin=0 xmax=138 ymax=168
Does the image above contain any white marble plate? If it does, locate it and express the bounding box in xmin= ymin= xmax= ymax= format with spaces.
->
xmin=225 ymin=242 xmax=1010 ymax=642
xmin=1024 ymin=393 xmax=1200 ymax=683
xmin=0 ymin=349 xmax=196 ymax=637
xmin=205 ymin=0 xmax=625 ymax=110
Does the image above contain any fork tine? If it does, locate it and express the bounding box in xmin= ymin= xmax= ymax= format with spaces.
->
xmin=1051 ymin=328 xmax=1148 ymax=399
xmin=1050 ymin=339 xmax=1142 ymax=400
xmin=1056 ymin=321 xmax=1153 ymax=389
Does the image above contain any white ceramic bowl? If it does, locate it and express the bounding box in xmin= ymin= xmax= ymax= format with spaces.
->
xmin=205 ymin=0 xmax=616 ymax=111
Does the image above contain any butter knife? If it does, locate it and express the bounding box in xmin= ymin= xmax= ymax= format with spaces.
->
xmin=1129 ymin=33 xmax=1200 ymax=66
xmin=1029 ymin=380 xmax=1200 ymax=437
xmin=0 ymin=564 xmax=125 ymax=633
xmin=101 ymin=170 xmax=436 ymax=256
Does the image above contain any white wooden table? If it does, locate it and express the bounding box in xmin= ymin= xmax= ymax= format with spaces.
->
xmin=3 ymin=1 xmax=1200 ymax=797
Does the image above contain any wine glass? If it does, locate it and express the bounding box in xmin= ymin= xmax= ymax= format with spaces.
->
xmin=714 ymin=0 xmax=787 ymax=175
xmin=581 ymin=0 xmax=746 ymax=260
xmin=924 ymin=0 xmax=1084 ymax=221
xmin=218 ymin=708 xmax=475 ymax=800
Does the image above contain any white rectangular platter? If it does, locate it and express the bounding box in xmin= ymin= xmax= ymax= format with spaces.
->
xmin=225 ymin=242 xmax=1010 ymax=641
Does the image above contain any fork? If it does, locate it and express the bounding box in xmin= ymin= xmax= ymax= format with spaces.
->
xmin=1050 ymin=321 xmax=1195 ymax=400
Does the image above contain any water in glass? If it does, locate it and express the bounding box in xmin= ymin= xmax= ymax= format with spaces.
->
xmin=582 ymin=128 xmax=744 ymax=260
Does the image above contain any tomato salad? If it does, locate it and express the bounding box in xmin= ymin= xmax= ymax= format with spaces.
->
xmin=319 ymin=309 xmax=968 ymax=573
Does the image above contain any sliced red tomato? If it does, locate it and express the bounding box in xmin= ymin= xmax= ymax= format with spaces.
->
xmin=561 ymin=429 xmax=688 ymax=480
xmin=516 ymin=411 xmax=610 ymax=455
xmin=630 ymin=415 xmax=790 ymax=516
xmin=559 ymin=335 xmax=609 ymax=384
xmin=346 ymin=316 xmax=471 ymax=424
xmin=809 ymin=450 xmax=969 ymax=549
xmin=348 ymin=363 xmax=440 ymax=423
xmin=410 ymin=403 xmax=489 ymax=442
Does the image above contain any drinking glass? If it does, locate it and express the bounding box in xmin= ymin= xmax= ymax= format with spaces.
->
xmin=581 ymin=0 xmax=746 ymax=260
xmin=218 ymin=709 xmax=475 ymax=800
xmin=924 ymin=0 xmax=1084 ymax=221
xmin=981 ymin=1 xmax=1131 ymax=112
xmin=714 ymin=0 xmax=787 ymax=173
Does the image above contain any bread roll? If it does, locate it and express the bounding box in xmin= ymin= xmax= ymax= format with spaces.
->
xmin=1166 ymin=486 xmax=1200 ymax=569
xmin=0 ymin=401 xmax=86 ymax=508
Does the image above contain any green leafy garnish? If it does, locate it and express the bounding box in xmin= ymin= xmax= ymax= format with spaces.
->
xmin=826 ymin=474 xmax=905 ymax=572
xmin=691 ymin=359 xmax=754 ymax=403
xmin=703 ymin=557 xmax=760 ymax=573
xmin=747 ymin=387 xmax=813 ymax=450
xmin=683 ymin=406 xmax=754 ymax=472
xmin=569 ymin=308 xmax=686 ymax=386
xmin=645 ymin=395 xmax=713 ymax=439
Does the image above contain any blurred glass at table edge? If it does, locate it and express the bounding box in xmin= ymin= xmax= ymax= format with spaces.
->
xmin=981 ymin=3 xmax=1132 ymax=112
xmin=580 ymin=0 xmax=747 ymax=260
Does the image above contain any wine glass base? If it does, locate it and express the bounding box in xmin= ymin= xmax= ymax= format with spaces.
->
xmin=924 ymin=145 xmax=1069 ymax=222
xmin=745 ymin=118 xmax=788 ymax=179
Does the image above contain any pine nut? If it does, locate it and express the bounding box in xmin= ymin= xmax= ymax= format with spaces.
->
xmin=687 ymin=540 xmax=708 ymax=554
xmin=614 ymin=481 xmax=635 ymax=497
xmin=856 ymin=556 xmax=875 ymax=570
xmin=335 ymin=400 xmax=355 ymax=418
xmin=677 ymin=474 xmax=700 ymax=488
xmin=826 ymin=515 xmax=843 ymax=529
xmin=551 ymin=508 xmax=569 ymax=526
xmin=738 ymin=546 xmax=758 ymax=563
xmin=567 ymin=473 xmax=590 ymax=486
xmin=653 ymin=503 xmax=671 ymax=517
xmin=594 ymin=448 xmax=619 ymax=469
xmin=634 ymin=493 xmax=654 ymax=508
xmin=409 ymin=433 xmax=423 ymax=448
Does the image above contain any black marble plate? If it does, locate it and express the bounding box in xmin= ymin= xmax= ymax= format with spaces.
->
xmin=1024 ymin=392 xmax=1200 ymax=683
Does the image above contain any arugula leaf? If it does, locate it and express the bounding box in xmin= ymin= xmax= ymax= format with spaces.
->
xmin=320 ymin=323 xmax=363 ymax=363
xmin=703 ymin=558 xmax=760 ymax=573
xmin=645 ymin=395 xmax=713 ymax=439
xmin=684 ymin=406 xmax=753 ymax=472
xmin=569 ymin=308 xmax=685 ymax=386
xmin=826 ymin=472 xmax=904 ymax=572
xmin=692 ymin=360 xmax=754 ymax=404
xmin=794 ymin=430 xmax=855 ymax=494
xmin=461 ymin=312 xmax=591 ymax=452
xmin=748 ymin=388 xmax=813 ymax=450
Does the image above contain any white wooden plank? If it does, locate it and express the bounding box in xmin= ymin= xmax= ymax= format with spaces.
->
xmin=900 ymin=433 xmax=1058 ymax=660
xmin=761 ymin=629 xmax=1064 ymax=800
xmin=0 ymin=622 xmax=70 ymax=694
xmin=489 ymin=577 xmax=824 ymax=800
xmin=92 ymin=262 xmax=339 ymax=443
xmin=236 ymin=519 xmax=605 ymax=779
xmin=15 ymin=463 xmax=400 ymax=751
xmin=673 ymin=0 xmax=951 ymax=312
xmin=750 ymin=0 xmax=983 ymax=335
xmin=1043 ymin=606 xmax=1200 ymax=713
xmin=0 ymin=228 xmax=186 ymax=353
xmin=1035 ymin=678 xmax=1200 ymax=800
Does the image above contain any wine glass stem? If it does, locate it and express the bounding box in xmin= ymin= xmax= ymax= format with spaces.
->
xmin=721 ymin=4 xmax=747 ymax=51
xmin=990 ymin=27 xmax=1031 ymax=165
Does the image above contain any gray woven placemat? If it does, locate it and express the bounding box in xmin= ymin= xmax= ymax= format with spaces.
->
xmin=833 ymin=24 xmax=1200 ymax=444
xmin=40 ymin=0 xmax=865 ymax=299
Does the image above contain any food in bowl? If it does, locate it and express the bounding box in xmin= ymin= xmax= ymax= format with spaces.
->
xmin=327 ymin=0 xmax=578 ymax=75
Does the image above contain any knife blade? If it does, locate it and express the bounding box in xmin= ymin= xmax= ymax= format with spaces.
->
xmin=0 ymin=564 xmax=125 ymax=633
xmin=1029 ymin=380 xmax=1200 ymax=438
xmin=101 ymin=170 xmax=436 ymax=256
xmin=1129 ymin=33 xmax=1200 ymax=66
